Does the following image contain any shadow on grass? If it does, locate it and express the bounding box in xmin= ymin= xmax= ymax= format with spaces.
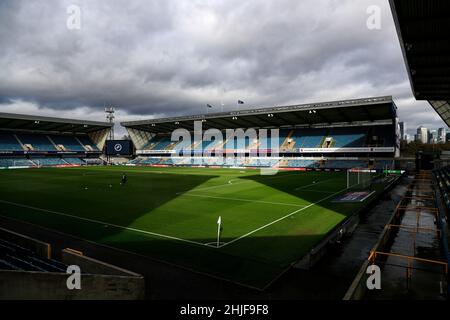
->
xmin=0 ymin=167 xmax=382 ymax=289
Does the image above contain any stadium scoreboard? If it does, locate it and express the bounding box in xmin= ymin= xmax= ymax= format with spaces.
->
xmin=105 ymin=140 xmax=133 ymax=156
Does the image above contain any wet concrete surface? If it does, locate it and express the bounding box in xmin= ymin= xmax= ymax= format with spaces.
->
xmin=366 ymin=175 xmax=446 ymax=300
xmin=267 ymin=176 xmax=411 ymax=299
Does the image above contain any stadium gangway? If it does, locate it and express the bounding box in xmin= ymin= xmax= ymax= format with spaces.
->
xmin=368 ymin=251 xmax=448 ymax=284
xmin=386 ymin=224 xmax=441 ymax=236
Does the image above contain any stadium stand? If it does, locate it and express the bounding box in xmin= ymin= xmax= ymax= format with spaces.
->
xmin=123 ymin=96 xmax=398 ymax=171
xmin=0 ymin=238 xmax=67 ymax=272
xmin=63 ymin=157 xmax=85 ymax=165
xmin=0 ymin=227 xmax=144 ymax=299
xmin=0 ymin=133 xmax=23 ymax=151
xmin=77 ymin=135 xmax=100 ymax=151
xmin=328 ymin=127 xmax=368 ymax=148
xmin=0 ymin=112 xmax=111 ymax=169
xmin=0 ymin=158 xmax=34 ymax=167
xmin=31 ymin=158 xmax=67 ymax=166
xmin=49 ymin=135 xmax=86 ymax=151
xmin=17 ymin=133 xmax=56 ymax=151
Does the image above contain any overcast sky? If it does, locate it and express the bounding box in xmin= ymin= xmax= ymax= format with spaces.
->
xmin=0 ymin=0 xmax=446 ymax=136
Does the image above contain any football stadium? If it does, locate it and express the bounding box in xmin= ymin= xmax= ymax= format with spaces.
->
xmin=0 ymin=96 xmax=419 ymax=298
xmin=0 ymin=0 xmax=449 ymax=306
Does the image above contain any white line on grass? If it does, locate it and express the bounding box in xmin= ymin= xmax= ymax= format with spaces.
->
xmin=218 ymin=186 xmax=349 ymax=249
xmin=177 ymin=171 xmax=304 ymax=195
xmin=181 ymin=193 xmax=307 ymax=207
xmin=299 ymin=189 xmax=336 ymax=194
xmin=294 ymin=178 xmax=333 ymax=190
xmin=0 ymin=199 xmax=213 ymax=248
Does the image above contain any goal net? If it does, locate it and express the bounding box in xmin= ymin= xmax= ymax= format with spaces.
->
xmin=347 ymin=168 xmax=373 ymax=189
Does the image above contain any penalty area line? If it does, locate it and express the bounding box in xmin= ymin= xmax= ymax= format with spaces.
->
xmin=219 ymin=186 xmax=349 ymax=249
xmin=180 ymin=193 xmax=307 ymax=207
xmin=0 ymin=199 xmax=212 ymax=248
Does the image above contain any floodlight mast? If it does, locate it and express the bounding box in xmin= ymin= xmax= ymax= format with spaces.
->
xmin=105 ymin=107 xmax=115 ymax=140
xmin=105 ymin=107 xmax=116 ymax=165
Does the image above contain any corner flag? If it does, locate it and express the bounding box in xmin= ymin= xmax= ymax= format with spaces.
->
xmin=217 ymin=216 xmax=222 ymax=248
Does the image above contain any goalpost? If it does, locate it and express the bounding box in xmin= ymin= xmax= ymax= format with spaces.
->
xmin=347 ymin=168 xmax=373 ymax=189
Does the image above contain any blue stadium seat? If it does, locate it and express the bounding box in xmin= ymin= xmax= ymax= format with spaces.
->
xmin=290 ymin=129 xmax=327 ymax=148
xmin=17 ymin=134 xmax=56 ymax=151
xmin=63 ymin=158 xmax=84 ymax=165
xmin=0 ymin=133 xmax=23 ymax=151
xmin=49 ymin=135 xmax=86 ymax=151
xmin=329 ymin=127 xmax=368 ymax=148
xmin=31 ymin=158 xmax=67 ymax=166
xmin=0 ymin=158 xmax=34 ymax=167
xmin=0 ymin=239 xmax=67 ymax=272
xmin=77 ymin=136 xmax=99 ymax=151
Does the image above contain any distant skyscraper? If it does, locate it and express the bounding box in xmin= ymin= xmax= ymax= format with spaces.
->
xmin=405 ymin=133 xmax=411 ymax=142
xmin=399 ymin=122 xmax=406 ymax=141
xmin=430 ymin=130 xmax=438 ymax=143
xmin=417 ymin=126 xmax=428 ymax=144
xmin=438 ymin=128 xmax=446 ymax=143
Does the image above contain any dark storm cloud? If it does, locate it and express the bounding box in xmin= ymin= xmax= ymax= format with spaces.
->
xmin=0 ymin=0 xmax=447 ymax=131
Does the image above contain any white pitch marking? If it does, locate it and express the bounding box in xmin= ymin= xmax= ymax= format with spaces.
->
xmin=300 ymin=189 xmax=336 ymax=194
xmin=218 ymin=186 xmax=349 ymax=249
xmin=294 ymin=178 xmax=333 ymax=190
xmin=177 ymin=171 xmax=303 ymax=195
xmin=0 ymin=199 xmax=209 ymax=247
xmin=181 ymin=193 xmax=306 ymax=207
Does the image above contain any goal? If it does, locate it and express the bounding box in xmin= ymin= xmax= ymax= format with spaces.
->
xmin=347 ymin=168 xmax=373 ymax=189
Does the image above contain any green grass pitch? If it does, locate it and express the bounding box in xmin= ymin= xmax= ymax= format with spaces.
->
xmin=0 ymin=166 xmax=382 ymax=288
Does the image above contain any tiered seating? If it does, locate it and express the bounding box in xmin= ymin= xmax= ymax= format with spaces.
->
xmin=0 ymin=158 xmax=34 ymax=167
xmin=370 ymin=126 xmax=395 ymax=147
xmin=290 ymin=129 xmax=327 ymax=148
xmin=0 ymin=239 xmax=67 ymax=272
xmin=49 ymin=135 xmax=85 ymax=151
xmin=160 ymin=158 xmax=174 ymax=165
xmin=329 ymin=127 xmax=368 ymax=148
xmin=225 ymin=136 xmax=252 ymax=150
xmin=31 ymin=158 xmax=66 ymax=166
xmin=140 ymin=157 xmax=162 ymax=165
xmin=325 ymin=160 xmax=366 ymax=169
xmin=246 ymin=158 xmax=279 ymax=167
xmin=77 ymin=136 xmax=99 ymax=151
xmin=0 ymin=133 xmax=23 ymax=151
xmin=129 ymin=158 xmax=143 ymax=164
xmin=17 ymin=134 xmax=56 ymax=151
xmin=142 ymin=135 xmax=174 ymax=150
xmin=286 ymin=159 xmax=318 ymax=168
xmin=63 ymin=158 xmax=84 ymax=165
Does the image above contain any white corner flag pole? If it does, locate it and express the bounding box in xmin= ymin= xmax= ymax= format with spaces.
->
xmin=217 ymin=216 xmax=222 ymax=248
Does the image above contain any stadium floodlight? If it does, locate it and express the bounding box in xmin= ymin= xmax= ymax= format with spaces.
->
xmin=105 ymin=106 xmax=116 ymax=140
